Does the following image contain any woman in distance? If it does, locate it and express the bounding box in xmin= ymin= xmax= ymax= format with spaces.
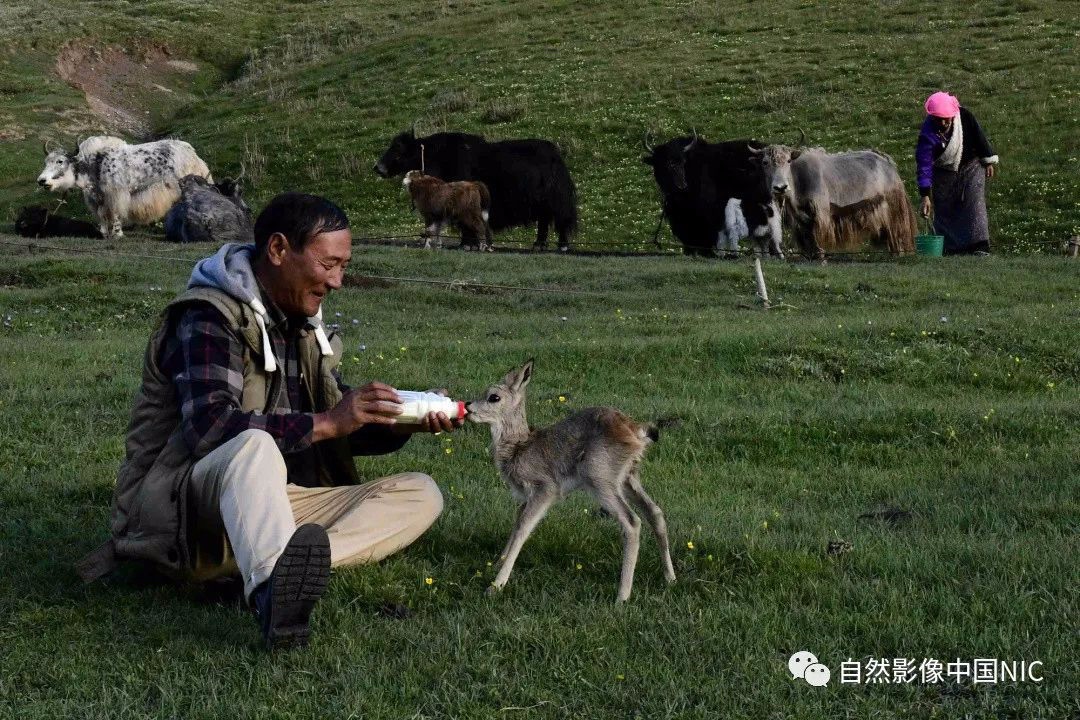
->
xmin=915 ymin=91 xmax=999 ymax=255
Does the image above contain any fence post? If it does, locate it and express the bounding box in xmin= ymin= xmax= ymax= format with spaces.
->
xmin=753 ymin=257 xmax=771 ymax=309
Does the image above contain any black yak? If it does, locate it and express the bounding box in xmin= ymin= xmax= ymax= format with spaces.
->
xmin=163 ymin=175 xmax=252 ymax=244
xmin=402 ymin=170 xmax=493 ymax=251
xmin=642 ymin=133 xmax=782 ymax=258
xmin=14 ymin=205 xmax=102 ymax=239
xmin=375 ymin=130 xmax=578 ymax=251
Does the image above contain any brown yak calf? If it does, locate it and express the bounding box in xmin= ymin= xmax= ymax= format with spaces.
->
xmin=403 ymin=170 xmax=493 ymax=251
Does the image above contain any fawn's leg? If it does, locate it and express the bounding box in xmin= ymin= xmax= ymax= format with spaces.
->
xmin=489 ymin=493 xmax=557 ymax=592
xmin=496 ymin=503 xmax=527 ymax=568
xmin=595 ymin=486 xmax=641 ymax=603
xmin=624 ymin=470 xmax=676 ymax=584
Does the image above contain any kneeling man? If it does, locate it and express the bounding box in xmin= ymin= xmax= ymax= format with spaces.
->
xmin=78 ymin=193 xmax=461 ymax=649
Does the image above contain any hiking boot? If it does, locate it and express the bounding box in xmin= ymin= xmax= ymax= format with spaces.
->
xmin=251 ymin=523 xmax=331 ymax=651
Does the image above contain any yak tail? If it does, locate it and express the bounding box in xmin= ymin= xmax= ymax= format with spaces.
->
xmin=476 ymin=180 xmax=492 ymax=221
xmin=886 ymin=184 xmax=917 ymax=254
xmin=553 ymin=171 xmax=579 ymax=239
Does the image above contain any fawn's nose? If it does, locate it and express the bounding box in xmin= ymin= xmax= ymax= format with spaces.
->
xmin=464 ymin=402 xmax=473 ymax=412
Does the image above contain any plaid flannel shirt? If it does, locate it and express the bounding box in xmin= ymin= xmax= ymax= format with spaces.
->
xmin=160 ymin=296 xmax=407 ymax=470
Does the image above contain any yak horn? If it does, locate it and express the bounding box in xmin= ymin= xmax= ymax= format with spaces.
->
xmin=748 ymin=144 xmax=764 ymax=155
xmin=643 ymin=130 xmax=655 ymax=153
xmin=683 ymin=127 xmax=699 ymax=152
xmin=796 ymin=127 xmax=807 ymax=148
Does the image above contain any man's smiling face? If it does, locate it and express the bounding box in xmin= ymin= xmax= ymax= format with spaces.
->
xmin=267 ymin=228 xmax=352 ymax=318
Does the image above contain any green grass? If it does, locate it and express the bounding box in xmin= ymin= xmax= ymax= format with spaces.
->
xmin=1 ymin=236 xmax=1077 ymax=718
xmin=0 ymin=0 xmax=1078 ymax=251
xmin=0 ymin=1 xmax=1078 ymax=716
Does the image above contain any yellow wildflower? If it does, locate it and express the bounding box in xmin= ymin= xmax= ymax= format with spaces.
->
xmin=425 ymin=577 xmax=434 ymax=586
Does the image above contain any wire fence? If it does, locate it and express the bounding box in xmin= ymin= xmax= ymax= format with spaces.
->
xmin=0 ymin=238 xmax=608 ymax=297
xmin=3 ymin=230 xmax=1071 ymax=307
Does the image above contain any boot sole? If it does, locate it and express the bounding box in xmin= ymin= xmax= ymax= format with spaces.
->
xmin=266 ymin=523 xmax=331 ymax=651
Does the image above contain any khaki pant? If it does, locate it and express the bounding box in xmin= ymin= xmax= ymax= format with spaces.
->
xmin=188 ymin=429 xmax=444 ymax=598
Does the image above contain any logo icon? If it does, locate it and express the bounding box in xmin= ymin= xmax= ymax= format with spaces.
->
xmin=804 ymin=663 xmax=831 ymax=687
xmin=789 ymin=651 xmax=818 ymax=680
xmin=789 ymin=651 xmax=830 ymax=686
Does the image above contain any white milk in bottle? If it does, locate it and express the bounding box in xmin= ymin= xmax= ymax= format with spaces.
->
xmin=396 ymin=390 xmax=466 ymax=424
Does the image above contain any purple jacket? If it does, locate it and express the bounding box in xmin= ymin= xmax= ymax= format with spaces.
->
xmin=915 ymin=106 xmax=997 ymax=196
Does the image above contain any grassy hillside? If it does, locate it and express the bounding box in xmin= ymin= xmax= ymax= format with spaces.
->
xmin=1 ymin=0 xmax=1078 ymax=251
xmin=0 ymin=2 xmax=1078 ymax=716
xmin=1 ymin=238 xmax=1077 ymax=717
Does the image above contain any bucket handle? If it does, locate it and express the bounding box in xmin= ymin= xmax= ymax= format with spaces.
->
xmin=920 ymin=212 xmax=936 ymax=236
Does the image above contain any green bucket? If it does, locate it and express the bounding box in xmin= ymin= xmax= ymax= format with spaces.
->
xmin=915 ymin=217 xmax=944 ymax=256
xmin=915 ymin=234 xmax=944 ymax=256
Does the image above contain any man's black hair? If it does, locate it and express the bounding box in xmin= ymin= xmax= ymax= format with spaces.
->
xmin=253 ymin=192 xmax=349 ymax=255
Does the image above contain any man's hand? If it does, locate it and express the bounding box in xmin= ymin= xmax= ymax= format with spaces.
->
xmin=393 ymin=387 xmax=466 ymax=435
xmin=920 ymin=196 xmax=932 ymax=219
xmin=313 ymin=381 xmax=402 ymax=442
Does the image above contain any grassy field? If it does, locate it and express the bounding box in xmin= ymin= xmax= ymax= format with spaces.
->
xmin=0 ymin=0 xmax=1078 ymax=251
xmin=0 ymin=0 xmax=1078 ymax=717
xmin=0 ymin=236 xmax=1077 ymax=718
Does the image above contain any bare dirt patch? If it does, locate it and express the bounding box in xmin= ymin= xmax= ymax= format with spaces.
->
xmin=55 ymin=41 xmax=203 ymax=138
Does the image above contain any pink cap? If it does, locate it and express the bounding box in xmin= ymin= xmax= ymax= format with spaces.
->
xmin=925 ymin=91 xmax=960 ymax=118
xmin=456 ymin=401 xmax=466 ymax=420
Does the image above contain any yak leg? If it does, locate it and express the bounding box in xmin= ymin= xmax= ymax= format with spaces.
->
xmin=424 ymin=221 xmax=443 ymax=250
xmin=533 ymin=215 xmax=551 ymax=250
xmin=803 ymin=208 xmax=828 ymax=264
xmin=103 ymin=209 xmax=123 ymax=240
xmin=100 ymin=208 xmax=124 ymax=241
xmin=460 ymin=212 xmax=485 ymax=251
xmin=768 ymin=206 xmax=784 ymax=259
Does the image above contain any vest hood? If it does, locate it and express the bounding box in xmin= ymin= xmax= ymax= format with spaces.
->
xmin=187 ymin=243 xmax=334 ymax=372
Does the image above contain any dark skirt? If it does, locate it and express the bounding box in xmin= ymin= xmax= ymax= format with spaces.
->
xmin=932 ymin=159 xmax=990 ymax=254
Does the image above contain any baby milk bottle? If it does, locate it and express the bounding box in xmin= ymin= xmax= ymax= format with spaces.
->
xmin=395 ymin=390 xmax=466 ymax=424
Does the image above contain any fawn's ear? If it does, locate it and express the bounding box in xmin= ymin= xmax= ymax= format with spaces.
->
xmin=503 ymin=359 xmax=534 ymax=391
xmin=518 ymin=359 xmax=534 ymax=388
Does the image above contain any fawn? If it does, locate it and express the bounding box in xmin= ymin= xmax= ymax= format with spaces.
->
xmin=466 ymin=360 xmax=676 ymax=603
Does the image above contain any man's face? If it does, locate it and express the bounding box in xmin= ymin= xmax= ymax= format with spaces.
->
xmin=266 ymin=228 xmax=352 ymax=317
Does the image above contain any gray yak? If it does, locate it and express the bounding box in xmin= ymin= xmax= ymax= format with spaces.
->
xmin=751 ymin=145 xmax=916 ymax=260
xmin=37 ymin=136 xmax=213 ymax=240
xmin=163 ymin=175 xmax=252 ymax=244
